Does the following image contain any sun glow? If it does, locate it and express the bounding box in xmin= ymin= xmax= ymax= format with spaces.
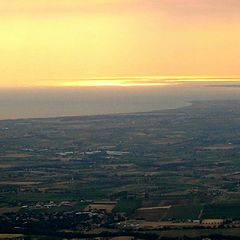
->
xmin=1 ymin=0 xmax=240 ymax=88
xmin=60 ymin=79 xmax=169 ymax=87
xmin=56 ymin=76 xmax=240 ymax=87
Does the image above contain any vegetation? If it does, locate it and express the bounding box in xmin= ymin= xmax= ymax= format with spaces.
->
xmin=1 ymin=101 xmax=240 ymax=239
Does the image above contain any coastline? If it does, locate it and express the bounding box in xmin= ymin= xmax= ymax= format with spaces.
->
xmin=0 ymin=99 xmax=240 ymax=122
xmin=1 ymin=99 xmax=239 ymax=122
xmin=0 ymin=102 xmax=191 ymax=122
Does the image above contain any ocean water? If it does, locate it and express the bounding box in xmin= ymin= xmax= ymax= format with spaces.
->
xmin=0 ymin=82 xmax=240 ymax=120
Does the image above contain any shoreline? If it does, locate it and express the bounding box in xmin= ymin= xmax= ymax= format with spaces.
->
xmin=1 ymin=99 xmax=240 ymax=122
xmin=0 ymin=102 xmax=192 ymax=122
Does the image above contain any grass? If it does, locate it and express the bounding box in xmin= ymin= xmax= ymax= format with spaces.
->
xmin=165 ymin=204 xmax=202 ymax=220
xmin=159 ymin=228 xmax=240 ymax=238
xmin=113 ymin=199 xmax=141 ymax=214
xmin=5 ymin=192 xmax=80 ymax=203
xmin=202 ymin=203 xmax=240 ymax=219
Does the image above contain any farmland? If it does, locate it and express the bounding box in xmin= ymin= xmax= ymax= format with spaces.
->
xmin=0 ymin=101 xmax=240 ymax=239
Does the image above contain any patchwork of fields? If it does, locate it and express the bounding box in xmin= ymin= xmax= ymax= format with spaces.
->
xmin=0 ymin=101 xmax=240 ymax=239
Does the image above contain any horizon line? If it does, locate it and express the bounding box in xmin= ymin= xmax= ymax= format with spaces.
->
xmin=1 ymin=75 xmax=240 ymax=88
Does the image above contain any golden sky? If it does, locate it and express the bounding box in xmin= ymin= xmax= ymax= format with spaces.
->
xmin=1 ymin=0 xmax=240 ymax=87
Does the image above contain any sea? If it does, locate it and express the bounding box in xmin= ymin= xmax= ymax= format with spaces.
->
xmin=0 ymin=82 xmax=240 ymax=120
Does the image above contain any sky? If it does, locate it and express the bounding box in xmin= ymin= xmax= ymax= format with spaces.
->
xmin=1 ymin=0 xmax=240 ymax=88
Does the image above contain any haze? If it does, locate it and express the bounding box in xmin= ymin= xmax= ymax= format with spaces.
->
xmin=0 ymin=82 xmax=240 ymax=120
xmin=1 ymin=0 xmax=240 ymax=87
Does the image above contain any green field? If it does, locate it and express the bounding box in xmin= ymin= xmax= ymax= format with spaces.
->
xmin=113 ymin=200 xmax=141 ymax=214
xmin=202 ymin=203 xmax=240 ymax=219
xmin=165 ymin=204 xmax=202 ymax=220
xmin=159 ymin=228 xmax=240 ymax=238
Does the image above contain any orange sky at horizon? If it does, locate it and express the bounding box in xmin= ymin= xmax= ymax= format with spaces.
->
xmin=1 ymin=0 xmax=240 ymax=88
